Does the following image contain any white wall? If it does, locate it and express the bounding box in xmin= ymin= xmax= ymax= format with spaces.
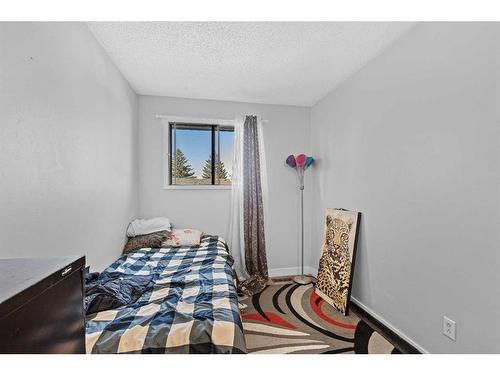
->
xmin=0 ymin=23 xmax=139 ymax=271
xmin=138 ymin=95 xmax=311 ymax=274
xmin=310 ymin=23 xmax=500 ymax=353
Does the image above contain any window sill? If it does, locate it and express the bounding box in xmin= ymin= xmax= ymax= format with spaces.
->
xmin=162 ymin=185 xmax=232 ymax=190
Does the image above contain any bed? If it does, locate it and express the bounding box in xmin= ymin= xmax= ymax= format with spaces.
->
xmin=85 ymin=235 xmax=246 ymax=354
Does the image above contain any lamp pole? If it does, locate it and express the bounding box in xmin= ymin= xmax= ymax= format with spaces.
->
xmin=293 ymin=168 xmax=312 ymax=285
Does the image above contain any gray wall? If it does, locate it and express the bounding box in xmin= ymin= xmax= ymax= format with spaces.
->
xmin=310 ymin=23 xmax=500 ymax=353
xmin=138 ymin=95 xmax=312 ymax=275
xmin=0 ymin=23 xmax=139 ymax=271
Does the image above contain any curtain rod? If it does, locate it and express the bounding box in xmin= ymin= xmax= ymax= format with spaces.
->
xmin=155 ymin=114 xmax=269 ymax=123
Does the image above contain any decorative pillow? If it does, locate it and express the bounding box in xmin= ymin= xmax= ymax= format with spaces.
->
xmin=161 ymin=229 xmax=203 ymax=247
xmin=123 ymin=230 xmax=170 ymax=254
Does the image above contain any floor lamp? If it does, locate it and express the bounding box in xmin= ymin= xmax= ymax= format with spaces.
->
xmin=286 ymin=154 xmax=314 ymax=284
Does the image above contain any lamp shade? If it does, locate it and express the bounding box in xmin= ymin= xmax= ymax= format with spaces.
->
xmin=285 ymin=154 xmax=315 ymax=170
xmin=285 ymin=154 xmax=296 ymax=168
xmin=295 ymin=154 xmax=306 ymax=168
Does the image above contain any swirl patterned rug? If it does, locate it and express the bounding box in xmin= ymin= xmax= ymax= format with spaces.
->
xmin=239 ymin=282 xmax=400 ymax=354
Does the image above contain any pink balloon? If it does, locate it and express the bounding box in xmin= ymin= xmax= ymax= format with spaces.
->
xmin=295 ymin=154 xmax=306 ymax=168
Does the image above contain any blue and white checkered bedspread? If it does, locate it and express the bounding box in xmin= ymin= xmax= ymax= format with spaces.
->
xmin=85 ymin=235 xmax=246 ymax=354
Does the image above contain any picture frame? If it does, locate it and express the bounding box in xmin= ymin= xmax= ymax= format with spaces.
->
xmin=315 ymin=208 xmax=361 ymax=315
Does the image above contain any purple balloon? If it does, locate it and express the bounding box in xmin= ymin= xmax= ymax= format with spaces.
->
xmin=285 ymin=154 xmax=296 ymax=168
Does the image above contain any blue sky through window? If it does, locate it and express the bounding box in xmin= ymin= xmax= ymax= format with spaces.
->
xmin=175 ymin=127 xmax=233 ymax=179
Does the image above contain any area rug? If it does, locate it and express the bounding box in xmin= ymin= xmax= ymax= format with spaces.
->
xmin=239 ymin=282 xmax=400 ymax=354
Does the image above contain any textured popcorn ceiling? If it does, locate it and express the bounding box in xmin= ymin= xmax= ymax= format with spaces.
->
xmin=88 ymin=22 xmax=414 ymax=106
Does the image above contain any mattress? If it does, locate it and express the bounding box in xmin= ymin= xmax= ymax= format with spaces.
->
xmin=85 ymin=235 xmax=246 ymax=354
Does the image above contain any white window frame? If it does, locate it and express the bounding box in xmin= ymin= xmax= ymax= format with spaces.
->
xmin=158 ymin=115 xmax=234 ymax=190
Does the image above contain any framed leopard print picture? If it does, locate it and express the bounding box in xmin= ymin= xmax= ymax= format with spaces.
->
xmin=315 ymin=208 xmax=361 ymax=315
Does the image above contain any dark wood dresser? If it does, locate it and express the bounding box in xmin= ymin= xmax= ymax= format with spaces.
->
xmin=0 ymin=256 xmax=86 ymax=354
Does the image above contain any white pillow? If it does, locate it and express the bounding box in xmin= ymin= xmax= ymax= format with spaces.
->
xmin=161 ymin=229 xmax=203 ymax=247
xmin=126 ymin=217 xmax=172 ymax=237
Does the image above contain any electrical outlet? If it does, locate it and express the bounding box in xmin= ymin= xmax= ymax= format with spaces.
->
xmin=443 ymin=316 xmax=456 ymax=341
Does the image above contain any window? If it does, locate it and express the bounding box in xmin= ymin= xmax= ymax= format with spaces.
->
xmin=167 ymin=122 xmax=234 ymax=187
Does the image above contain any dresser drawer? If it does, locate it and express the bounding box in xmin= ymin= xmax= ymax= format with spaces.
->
xmin=0 ymin=256 xmax=85 ymax=354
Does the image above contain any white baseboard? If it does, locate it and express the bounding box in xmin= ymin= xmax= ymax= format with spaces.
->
xmin=269 ymin=266 xmax=318 ymax=278
xmin=351 ymin=297 xmax=429 ymax=354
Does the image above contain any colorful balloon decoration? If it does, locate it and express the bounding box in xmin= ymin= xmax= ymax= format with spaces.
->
xmin=285 ymin=153 xmax=314 ymax=190
xmin=285 ymin=154 xmax=314 ymax=171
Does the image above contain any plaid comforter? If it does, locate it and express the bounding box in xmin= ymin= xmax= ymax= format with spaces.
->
xmin=86 ymin=235 xmax=246 ymax=354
